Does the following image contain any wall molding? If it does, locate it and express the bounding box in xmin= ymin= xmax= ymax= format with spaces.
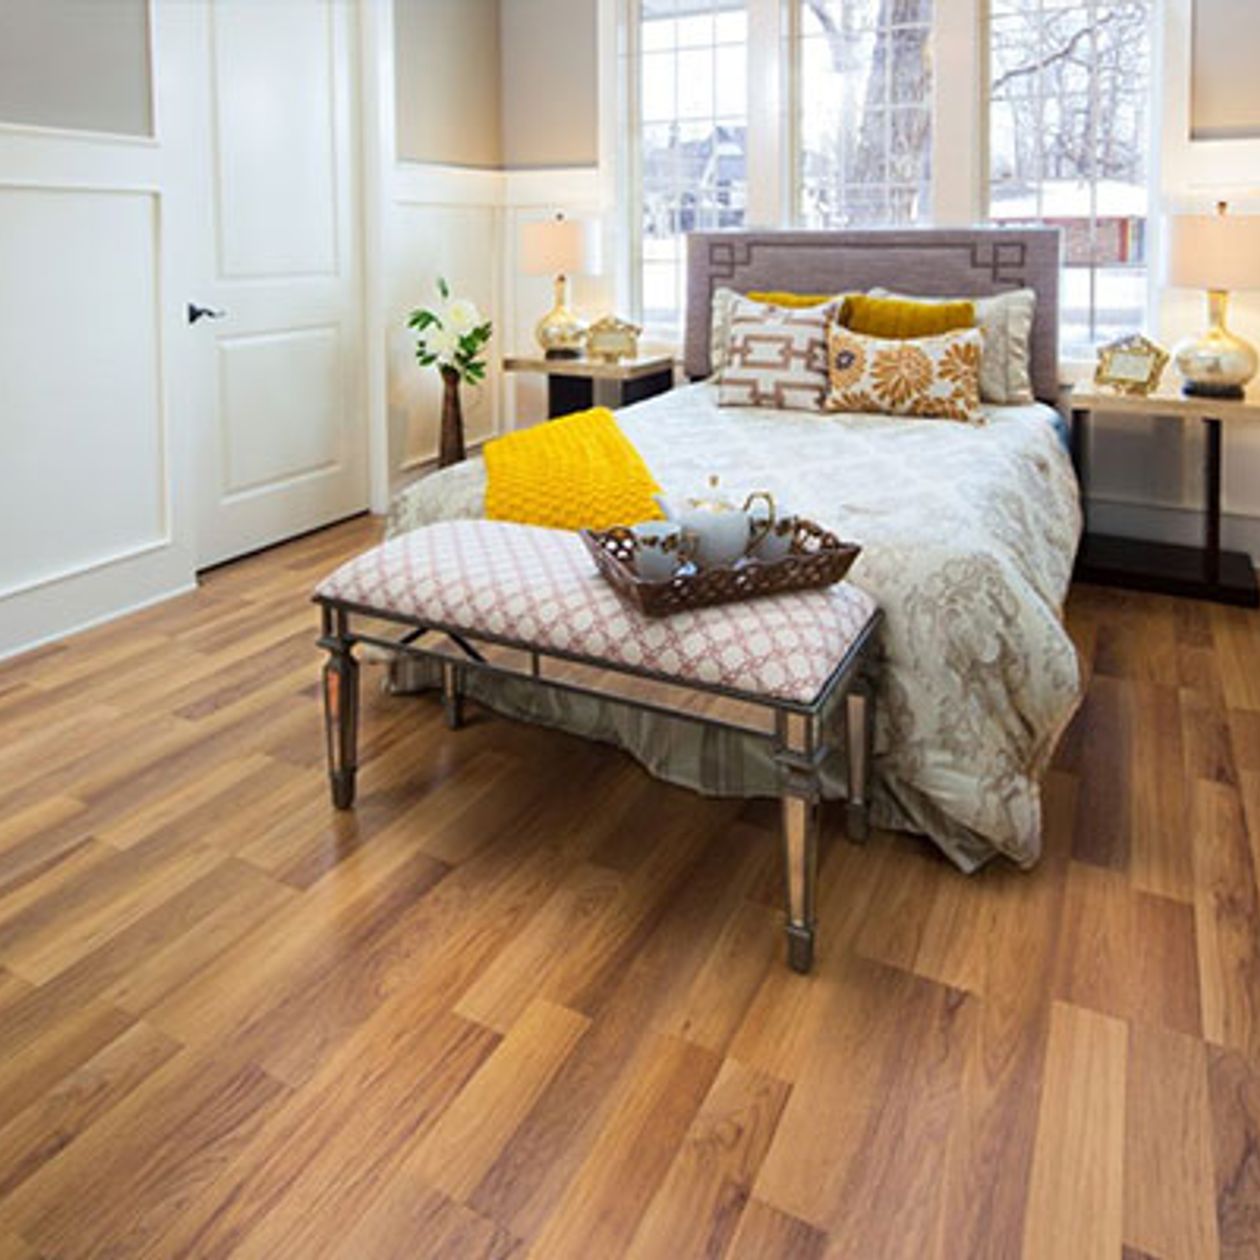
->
xmin=0 ymin=579 xmax=197 ymax=665
xmin=0 ymin=536 xmax=172 ymax=604
xmin=0 ymin=179 xmax=174 ymax=612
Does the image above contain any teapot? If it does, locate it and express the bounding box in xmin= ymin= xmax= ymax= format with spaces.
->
xmin=655 ymin=476 xmax=775 ymax=570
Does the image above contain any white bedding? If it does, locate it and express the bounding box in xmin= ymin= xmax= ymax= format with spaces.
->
xmin=387 ymin=382 xmax=1083 ymax=871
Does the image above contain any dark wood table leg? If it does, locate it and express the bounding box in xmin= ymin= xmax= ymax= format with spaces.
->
xmin=1204 ymin=416 xmax=1222 ymax=587
xmin=1070 ymin=407 xmax=1089 ymax=533
xmin=320 ymin=607 xmax=359 ymax=809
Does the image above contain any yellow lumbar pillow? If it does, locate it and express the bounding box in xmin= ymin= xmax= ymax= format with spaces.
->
xmin=841 ymin=293 xmax=976 ymax=339
xmin=747 ymin=290 xmax=837 ymax=308
xmin=484 ymin=406 xmax=662 ymax=531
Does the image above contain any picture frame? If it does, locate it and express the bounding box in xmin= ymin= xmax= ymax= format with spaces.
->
xmin=586 ymin=315 xmax=641 ymax=364
xmin=1094 ymin=333 xmax=1170 ymax=396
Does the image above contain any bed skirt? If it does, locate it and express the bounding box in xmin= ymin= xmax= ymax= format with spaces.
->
xmin=386 ymin=654 xmax=1000 ymax=873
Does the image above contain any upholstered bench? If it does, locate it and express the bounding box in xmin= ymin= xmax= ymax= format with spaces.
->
xmin=314 ymin=520 xmax=882 ymax=972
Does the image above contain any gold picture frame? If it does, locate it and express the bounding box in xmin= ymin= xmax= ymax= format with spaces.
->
xmin=586 ymin=315 xmax=641 ymax=364
xmin=1094 ymin=333 xmax=1170 ymax=396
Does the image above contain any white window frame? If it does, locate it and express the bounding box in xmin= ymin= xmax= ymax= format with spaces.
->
xmin=984 ymin=0 xmax=1159 ymax=361
xmin=614 ymin=0 xmax=1154 ymax=359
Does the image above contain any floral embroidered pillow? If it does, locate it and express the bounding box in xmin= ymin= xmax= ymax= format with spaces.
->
xmin=825 ymin=324 xmax=985 ymax=424
xmin=717 ymin=296 xmax=835 ymax=411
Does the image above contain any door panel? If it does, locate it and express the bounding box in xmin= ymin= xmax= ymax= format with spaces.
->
xmin=192 ymin=0 xmax=365 ymax=568
xmin=211 ymin=0 xmax=338 ymax=278
xmin=218 ymin=326 xmax=342 ymax=495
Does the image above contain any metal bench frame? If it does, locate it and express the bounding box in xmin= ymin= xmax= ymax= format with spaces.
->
xmin=315 ymin=595 xmax=882 ymax=972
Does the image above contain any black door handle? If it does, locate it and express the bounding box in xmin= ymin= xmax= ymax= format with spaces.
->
xmin=187 ymin=303 xmax=226 ymax=325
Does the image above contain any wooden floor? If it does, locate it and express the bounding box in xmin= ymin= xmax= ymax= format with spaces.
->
xmin=0 ymin=515 xmax=1258 ymax=1259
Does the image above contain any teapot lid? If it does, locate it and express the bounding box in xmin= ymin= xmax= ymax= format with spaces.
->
xmin=686 ymin=474 xmax=736 ymax=513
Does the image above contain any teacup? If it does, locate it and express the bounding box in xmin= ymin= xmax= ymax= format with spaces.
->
xmin=629 ymin=520 xmax=686 ymax=581
xmin=754 ymin=513 xmax=799 ymax=563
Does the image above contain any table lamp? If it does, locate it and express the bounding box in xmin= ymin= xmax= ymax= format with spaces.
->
xmin=1167 ymin=201 xmax=1260 ymax=398
xmin=520 ymin=212 xmax=593 ymax=359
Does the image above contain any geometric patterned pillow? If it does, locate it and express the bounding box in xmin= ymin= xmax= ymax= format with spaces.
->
xmin=717 ymin=295 xmax=836 ymax=411
xmin=824 ymin=324 xmax=985 ymax=424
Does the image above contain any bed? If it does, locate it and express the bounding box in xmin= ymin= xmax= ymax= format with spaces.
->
xmin=386 ymin=229 xmax=1083 ymax=872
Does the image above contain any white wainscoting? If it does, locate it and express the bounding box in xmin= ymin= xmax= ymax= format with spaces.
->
xmin=0 ymin=113 xmax=196 ymax=661
xmin=382 ymin=162 xmax=610 ymax=491
xmin=0 ymin=185 xmax=167 ymax=597
xmin=386 ymin=163 xmax=503 ymax=484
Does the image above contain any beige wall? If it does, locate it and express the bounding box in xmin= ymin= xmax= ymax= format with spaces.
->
xmin=500 ymin=0 xmax=598 ymax=168
xmin=0 ymin=0 xmax=152 ymax=136
xmin=1191 ymin=0 xmax=1260 ymax=140
xmin=394 ymin=0 xmax=503 ymax=167
xmin=393 ymin=0 xmax=598 ymax=171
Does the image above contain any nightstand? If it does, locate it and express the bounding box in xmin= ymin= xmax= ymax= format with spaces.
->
xmin=1070 ymin=382 xmax=1259 ymax=607
xmin=503 ymin=354 xmax=675 ymax=420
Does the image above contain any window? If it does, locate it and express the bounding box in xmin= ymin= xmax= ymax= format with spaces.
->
xmin=635 ymin=0 xmax=748 ymax=335
xmin=797 ymin=0 xmax=934 ymax=228
xmin=988 ymin=0 xmax=1154 ymax=354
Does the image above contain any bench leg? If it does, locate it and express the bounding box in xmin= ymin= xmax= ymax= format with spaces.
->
xmin=781 ymin=789 xmax=820 ymax=973
xmin=776 ymin=712 xmax=820 ymax=974
xmin=321 ymin=613 xmax=359 ymax=810
xmin=441 ymin=659 xmax=465 ymax=730
xmin=845 ymin=681 xmax=873 ymax=844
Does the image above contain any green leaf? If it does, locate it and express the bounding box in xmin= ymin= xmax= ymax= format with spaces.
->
xmin=437 ymin=277 xmax=450 ymax=301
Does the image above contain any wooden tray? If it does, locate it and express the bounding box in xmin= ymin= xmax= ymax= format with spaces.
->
xmin=581 ymin=519 xmax=861 ymax=617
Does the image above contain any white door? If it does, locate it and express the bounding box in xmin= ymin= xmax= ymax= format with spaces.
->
xmin=183 ymin=0 xmax=367 ymax=568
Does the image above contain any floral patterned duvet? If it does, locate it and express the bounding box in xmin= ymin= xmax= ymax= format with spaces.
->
xmin=386 ymin=382 xmax=1082 ymax=871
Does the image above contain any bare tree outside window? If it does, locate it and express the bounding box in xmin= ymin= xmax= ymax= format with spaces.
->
xmin=989 ymin=0 xmax=1153 ymax=352
xmin=798 ymin=0 xmax=933 ymax=229
xmin=633 ymin=1 xmax=1152 ymax=346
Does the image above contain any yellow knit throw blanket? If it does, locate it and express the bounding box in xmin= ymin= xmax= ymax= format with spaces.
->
xmin=483 ymin=407 xmax=663 ymax=530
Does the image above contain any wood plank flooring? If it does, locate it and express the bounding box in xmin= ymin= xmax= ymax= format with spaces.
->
xmin=0 ymin=514 xmax=1258 ymax=1258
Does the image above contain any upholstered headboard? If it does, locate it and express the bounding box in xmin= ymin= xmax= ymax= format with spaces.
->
xmin=684 ymin=228 xmax=1062 ymax=403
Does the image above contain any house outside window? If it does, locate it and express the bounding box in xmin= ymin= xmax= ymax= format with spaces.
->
xmin=635 ymin=0 xmax=749 ymax=337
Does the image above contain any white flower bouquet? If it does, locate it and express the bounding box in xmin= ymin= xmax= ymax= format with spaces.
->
xmin=407 ymin=278 xmax=492 ymax=386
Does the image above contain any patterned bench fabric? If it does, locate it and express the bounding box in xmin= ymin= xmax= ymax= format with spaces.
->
xmin=316 ymin=520 xmax=877 ymax=705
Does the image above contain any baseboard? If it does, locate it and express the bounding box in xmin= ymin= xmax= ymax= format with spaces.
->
xmin=0 ymin=580 xmax=198 ymax=665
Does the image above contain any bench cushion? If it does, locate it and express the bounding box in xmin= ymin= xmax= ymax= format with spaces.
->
xmin=316 ymin=521 xmax=878 ymax=704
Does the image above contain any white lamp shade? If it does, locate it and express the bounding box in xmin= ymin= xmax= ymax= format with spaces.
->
xmin=1168 ymin=210 xmax=1260 ymax=291
xmin=520 ymin=216 xmax=596 ymax=276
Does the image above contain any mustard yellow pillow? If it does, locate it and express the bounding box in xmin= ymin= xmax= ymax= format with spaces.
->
xmin=747 ymin=290 xmax=836 ymax=309
xmin=841 ymin=293 xmax=975 ymax=340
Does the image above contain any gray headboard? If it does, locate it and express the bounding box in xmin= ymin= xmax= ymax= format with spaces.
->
xmin=684 ymin=228 xmax=1062 ymax=403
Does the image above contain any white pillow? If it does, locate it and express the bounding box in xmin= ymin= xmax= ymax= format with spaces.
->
xmin=869 ymin=286 xmax=1037 ymax=405
xmin=709 ymin=286 xmax=739 ymax=377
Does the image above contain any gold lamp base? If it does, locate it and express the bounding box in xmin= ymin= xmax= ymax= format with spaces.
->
xmin=535 ymin=274 xmax=586 ymax=359
xmin=1174 ymin=290 xmax=1258 ymax=399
